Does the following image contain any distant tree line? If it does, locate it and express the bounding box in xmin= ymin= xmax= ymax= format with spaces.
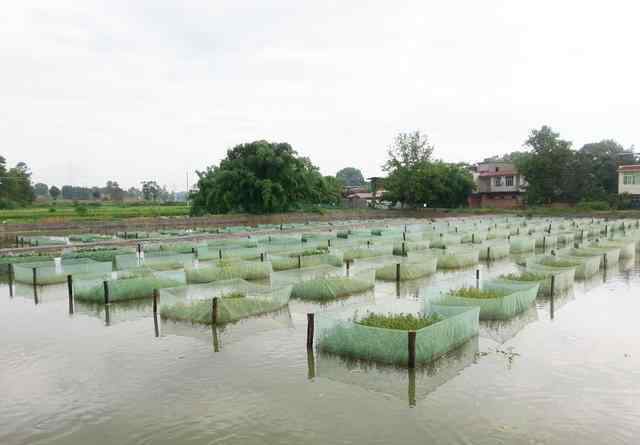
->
xmin=488 ymin=125 xmax=637 ymax=207
xmin=32 ymin=180 xmax=178 ymax=203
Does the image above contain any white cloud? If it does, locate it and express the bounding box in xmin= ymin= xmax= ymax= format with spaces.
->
xmin=2 ymin=0 xmax=639 ymax=189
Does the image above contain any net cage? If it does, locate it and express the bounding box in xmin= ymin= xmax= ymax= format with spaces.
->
xmin=478 ymin=241 xmax=510 ymax=261
xmin=524 ymin=262 xmax=576 ymax=295
xmin=206 ymin=238 xmax=258 ymax=249
xmin=554 ymin=232 xmax=575 ymax=245
xmin=509 ymin=236 xmax=536 ymax=254
xmin=375 ymin=253 xmax=438 ymax=281
xmin=423 ymin=232 xmax=463 ymax=248
xmin=199 ymin=246 xmax=262 ymax=261
xmin=185 ymin=260 xmax=273 ymax=283
xmin=592 ymin=240 xmax=635 ymax=260
xmin=460 ymin=231 xmax=487 ymax=244
xmin=432 ymin=247 xmax=480 ymax=269
xmin=269 ymin=251 xmax=343 ymax=272
xmin=314 ymin=300 xmax=479 ymax=367
xmin=549 ymin=251 xmax=601 ymax=279
xmin=23 ymin=236 xmax=68 ymax=246
xmin=485 ymin=228 xmax=511 ymax=240
xmin=533 ymin=234 xmax=558 ymax=249
xmin=284 ymin=269 xmax=376 ymax=301
xmin=14 ymin=258 xmax=113 ymax=285
xmin=0 ymin=253 xmax=53 ymax=274
xmin=159 ymin=280 xmax=292 ymax=325
xmin=115 ymin=252 xmax=194 ymax=271
xmin=392 ymin=240 xmax=431 ymax=256
xmin=73 ymin=270 xmax=186 ymax=303
xmin=342 ymin=244 xmax=393 ymax=262
xmin=255 ymin=234 xmax=302 ymax=245
xmin=68 ymin=234 xmax=114 ymax=243
xmin=62 ymin=248 xmax=134 ymax=263
xmin=425 ymin=280 xmax=539 ymax=321
xmin=572 ymin=245 xmax=620 ymax=266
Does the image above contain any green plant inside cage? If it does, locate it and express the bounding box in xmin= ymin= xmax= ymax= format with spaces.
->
xmin=356 ymin=312 xmax=443 ymax=330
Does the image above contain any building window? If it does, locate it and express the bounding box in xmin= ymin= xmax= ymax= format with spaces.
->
xmin=505 ymin=176 xmax=514 ymax=187
xmin=623 ymin=173 xmax=640 ymax=185
xmin=494 ymin=176 xmax=503 ymax=186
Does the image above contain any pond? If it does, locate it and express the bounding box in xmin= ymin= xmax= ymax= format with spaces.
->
xmin=1 ymin=257 xmax=638 ymax=445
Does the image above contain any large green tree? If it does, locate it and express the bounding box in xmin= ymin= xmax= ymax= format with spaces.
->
xmin=515 ymin=126 xmax=575 ymax=204
xmin=415 ymin=162 xmax=475 ymax=208
xmin=190 ymin=140 xmax=338 ymax=214
xmin=0 ymin=158 xmax=35 ymax=207
xmin=383 ymin=131 xmax=434 ymax=207
xmin=336 ymin=167 xmax=365 ymax=187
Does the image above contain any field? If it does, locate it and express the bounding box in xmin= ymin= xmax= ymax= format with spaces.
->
xmin=0 ymin=201 xmax=190 ymax=223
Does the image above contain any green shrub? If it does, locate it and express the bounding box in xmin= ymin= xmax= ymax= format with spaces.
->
xmin=501 ymin=272 xmax=546 ymax=282
xmin=446 ymin=287 xmax=506 ymax=299
xmin=356 ymin=312 xmax=443 ymax=330
xmin=576 ymin=200 xmax=610 ymax=211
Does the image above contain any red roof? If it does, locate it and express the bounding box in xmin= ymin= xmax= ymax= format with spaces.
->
xmin=618 ymin=165 xmax=640 ymax=172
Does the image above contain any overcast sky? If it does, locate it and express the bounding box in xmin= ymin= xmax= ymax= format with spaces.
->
xmin=2 ymin=1 xmax=639 ymax=190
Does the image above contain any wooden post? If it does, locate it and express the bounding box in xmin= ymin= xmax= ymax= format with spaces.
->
xmin=20 ymin=237 xmax=24 ymax=248
xmin=218 ymin=249 xmax=222 ymax=260
xmin=581 ymin=229 xmax=584 ymax=241
xmin=550 ymin=274 xmax=555 ymax=297
xmin=32 ymin=266 xmax=37 ymax=289
xmin=403 ymin=232 xmax=406 ymax=241
xmin=103 ymin=280 xmax=110 ymax=305
xmin=487 ymin=246 xmax=491 ymax=261
xmin=396 ymin=263 xmax=401 ymax=283
xmin=605 ymin=225 xmax=608 ymax=237
xmin=407 ymin=331 xmax=416 ymax=369
xmin=67 ymin=275 xmax=74 ymax=314
xmin=280 ymin=223 xmax=283 ymax=231
xmin=124 ymin=231 xmax=128 ymax=239
xmin=306 ymin=313 xmax=315 ymax=349
xmin=402 ymin=242 xmax=406 ymax=256
xmin=153 ymin=289 xmax=159 ymax=337
xmin=408 ymin=368 xmax=416 ymax=407
xmin=603 ymin=253 xmax=607 ymax=268
xmin=328 ymin=239 xmax=331 ymax=248
xmin=8 ymin=263 xmax=13 ymax=297
xmin=307 ymin=348 xmax=316 ymax=380
xmin=367 ymin=240 xmax=371 ymax=248
xmin=346 ymin=260 xmax=350 ymax=276
xmin=298 ymin=255 xmax=302 ymax=269
xmin=15 ymin=235 xmax=18 ymax=248
xmin=471 ymin=233 xmax=475 ymax=244
xmin=542 ymin=236 xmax=546 ymax=250
xmin=260 ymin=252 xmax=264 ymax=262
xmin=211 ymin=297 xmax=218 ymax=325
xmin=475 ymin=269 xmax=480 ymax=288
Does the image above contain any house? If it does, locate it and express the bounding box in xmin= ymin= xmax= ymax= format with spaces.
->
xmin=618 ymin=165 xmax=640 ymax=197
xmin=468 ymin=162 xmax=525 ymax=209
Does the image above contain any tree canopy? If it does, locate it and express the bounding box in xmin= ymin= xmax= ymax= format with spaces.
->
xmin=336 ymin=167 xmax=365 ymax=187
xmin=0 ymin=157 xmax=35 ymax=208
xmin=382 ymin=132 xmax=474 ymax=208
xmin=513 ymin=126 xmax=636 ymax=205
xmin=190 ymin=140 xmax=340 ymax=214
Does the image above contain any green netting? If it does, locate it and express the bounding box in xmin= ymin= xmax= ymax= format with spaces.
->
xmin=315 ymin=300 xmax=479 ymax=366
xmin=13 ymin=258 xmax=113 ymax=285
xmin=375 ymin=253 xmax=438 ymax=281
xmin=23 ymin=236 xmax=68 ymax=246
xmin=594 ymin=240 xmax=635 ymax=260
xmin=509 ymin=236 xmax=536 ymax=254
xmin=73 ymin=270 xmax=186 ymax=302
xmin=478 ymin=241 xmax=510 ymax=261
xmin=343 ymin=244 xmax=393 ymax=262
xmin=525 ymin=262 xmax=576 ymax=294
xmin=68 ymin=234 xmax=114 ymax=243
xmin=550 ymin=253 xmax=601 ymax=279
xmin=289 ymin=269 xmax=375 ymax=301
xmin=432 ymin=247 xmax=480 ymax=269
xmin=572 ymin=246 xmax=620 ymax=266
xmin=159 ymin=281 xmax=292 ymax=325
xmin=0 ymin=254 xmax=54 ymax=274
xmin=428 ymin=281 xmax=539 ymax=320
xmin=534 ymin=234 xmax=557 ymax=248
xmin=555 ymin=232 xmax=575 ymax=245
xmin=460 ymin=231 xmax=486 ymax=244
xmin=185 ymin=260 xmax=272 ymax=283
xmin=116 ymin=231 xmax=152 ymax=239
xmin=423 ymin=232 xmax=463 ymax=248
xmin=270 ymin=251 xmax=343 ymax=272
xmin=392 ymin=240 xmax=430 ymax=256
xmin=206 ymin=238 xmax=258 ymax=249
xmin=62 ymin=248 xmax=134 ymax=263
xmin=255 ymin=234 xmax=302 ymax=245
xmin=115 ymin=252 xmax=194 ymax=270
xmin=485 ymin=228 xmax=511 ymax=240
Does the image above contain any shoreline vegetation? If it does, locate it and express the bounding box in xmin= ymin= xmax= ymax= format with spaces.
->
xmin=4 ymin=203 xmax=640 ymax=226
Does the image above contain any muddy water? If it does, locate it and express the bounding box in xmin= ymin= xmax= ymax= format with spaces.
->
xmin=1 ymin=257 xmax=639 ymax=444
